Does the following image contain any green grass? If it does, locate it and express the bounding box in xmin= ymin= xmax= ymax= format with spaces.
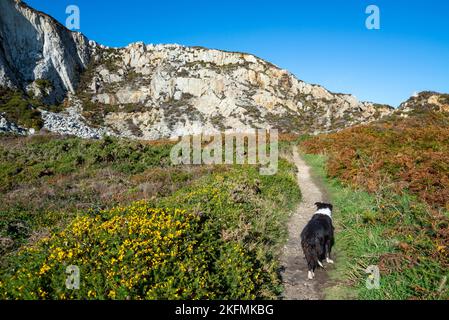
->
xmin=0 ymin=135 xmax=173 ymax=191
xmin=303 ymin=153 xmax=449 ymax=300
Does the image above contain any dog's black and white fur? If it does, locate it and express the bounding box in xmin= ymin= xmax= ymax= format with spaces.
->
xmin=300 ymin=202 xmax=335 ymax=280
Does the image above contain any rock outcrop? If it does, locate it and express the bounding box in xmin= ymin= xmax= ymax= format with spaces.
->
xmin=0 ymin=113 xmax=28 ymax=135
xmin=397 ymin=92 xmax=449 ymax=115
xmin=40 ymin=96 xmax=109 ymax=139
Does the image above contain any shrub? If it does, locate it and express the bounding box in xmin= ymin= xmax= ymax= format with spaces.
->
xmin=34 ymin=79 xmax=53 ymax=93
xmin=0 ymin=204 xmax=261 ymax=299
xmin=0 ymin=88 xmax=43 ymax=130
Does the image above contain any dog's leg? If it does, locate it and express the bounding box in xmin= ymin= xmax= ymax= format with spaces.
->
xmin=308 ymin=270 xmax=314 ymax=280
xmin=325 ymin=240 xmax=334 ymax=264
xmin=317 ymin=260 xmax=324 ymax=268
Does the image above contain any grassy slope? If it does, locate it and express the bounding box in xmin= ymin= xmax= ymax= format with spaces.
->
xmin=300 ymin=111 xmax=449 ymax=300
xmin=0 ymin=134 xmax=300 ymax=299
xmin=0 ymin=135 xmax=183 ymax=256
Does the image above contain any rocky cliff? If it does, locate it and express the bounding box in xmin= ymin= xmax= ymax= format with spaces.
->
xmin=71 ymin=42 xmax=393 ymax=140
xmin=0 ymin=0 xmax=91 ymax=103
xmin=0 ymin=0 xmax=394 ymax=140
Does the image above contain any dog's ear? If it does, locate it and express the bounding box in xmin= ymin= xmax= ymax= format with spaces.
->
xmin=316 ymin=202 xmax=333 ymax=211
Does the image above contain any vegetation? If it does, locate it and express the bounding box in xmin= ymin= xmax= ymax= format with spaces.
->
xmin=0 ymin=85 xmax=66 ymax=130
xmin=0 ymin=88 xmax=43 ymax=130
xmin=0 ymin=135 xmax=300 ymax=299
xmin=300 ymin=110 xmax=449 ymax=299
xmin=302 ymin=111 xmax=449 ymax=210
xmin=0 ymin=135 xmax=179 ymax=256
xmin=439 ymin=94 xmax=449 ymax=105
xmin=34 ymin=79 xmax=53 ymax=94
xmin=75 ymin=47 xmax=151 ymax=127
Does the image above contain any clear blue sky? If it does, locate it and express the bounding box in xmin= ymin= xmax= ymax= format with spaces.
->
xmin=26 ymin=0 xmax=449 ymax=106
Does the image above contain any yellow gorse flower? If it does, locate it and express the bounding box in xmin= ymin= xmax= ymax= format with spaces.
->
xmin=2 ymin=201 xmax=206 ymax=299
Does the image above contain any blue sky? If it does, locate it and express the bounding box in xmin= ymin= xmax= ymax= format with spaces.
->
xmin=26 ymin=0 xmax=449 ymax=106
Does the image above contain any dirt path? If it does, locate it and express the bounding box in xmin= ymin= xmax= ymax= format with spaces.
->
xmin=280 ymin=147 xmax=329 ymax=300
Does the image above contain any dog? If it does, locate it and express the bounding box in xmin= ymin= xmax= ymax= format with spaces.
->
xmin=300 ymin=202 xmax=335 ymax=280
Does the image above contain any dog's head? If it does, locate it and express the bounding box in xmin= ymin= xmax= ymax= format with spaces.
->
xmin=315 ymin=202 xmax=333 ymax=212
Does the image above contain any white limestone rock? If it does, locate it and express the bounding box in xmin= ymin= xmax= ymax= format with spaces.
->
xmin=0 ymin=0 xmax=91 ymax=103
xmin=0 ymin=113 xmax=28 ymax=135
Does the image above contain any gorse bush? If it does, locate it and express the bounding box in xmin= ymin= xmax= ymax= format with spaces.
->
xmin=0 ymin=135 xmax=211 ymax=261
xmin=0 ymin=204 xmax=261 ymax=299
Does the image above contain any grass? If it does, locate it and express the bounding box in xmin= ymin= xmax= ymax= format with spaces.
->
xmin=302 ymin=150 xmax=449 ymax=300
xmin=0 ymin=134 xmax=300 ymax=299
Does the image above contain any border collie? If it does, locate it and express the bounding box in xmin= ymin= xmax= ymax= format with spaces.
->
xmin=300 ymin=202 xmax=335 ymax=280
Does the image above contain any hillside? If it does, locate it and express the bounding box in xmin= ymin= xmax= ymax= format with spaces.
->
xmin=1 ymin=0 xmax=393 ymax=140
xmin=0 ymin=134 xmax=300 ymax=299
xmin=302 ymin=92 xmax=449 ymax=210
xmin=300 ymin=92 xmax=449 ymax=299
